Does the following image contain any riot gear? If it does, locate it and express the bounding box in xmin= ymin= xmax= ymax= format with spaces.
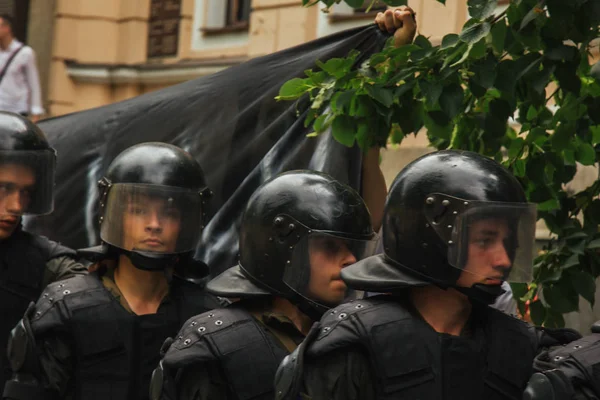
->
xmin=98 ymin=142 xmax=211 ymax=271
xmin=341 ymin=150 xmax=536 ymax=304
xmin=206 ymin=170 xmax=377 ymax=319
xmin=0 ymin=111 xmax=55 ymax=215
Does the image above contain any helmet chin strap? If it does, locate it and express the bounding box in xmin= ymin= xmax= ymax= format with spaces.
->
xmin=124 ymin=249 xmax=179 ymax=272
xmin=455 ymin=283 xmax=506 ymax=305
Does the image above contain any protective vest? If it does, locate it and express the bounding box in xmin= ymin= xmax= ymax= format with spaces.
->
xmin=30 ymin=273 xmax=218 ymax=400
xmin=152 ymin=307 xmax=290 ymax=400
xmin=0 ymin=228 xmax=75 ymax=388
xmin=279 ymin=296 xmax=538 ymax=400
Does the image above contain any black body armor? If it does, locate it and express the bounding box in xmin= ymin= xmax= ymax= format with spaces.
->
xmin=0 ymin=228 xmax=75 ymax=388
xmin=276 ymin=296 xmax=539 ymax=400
xmin=151 ymin=307 xmax=289 ymax=400
xmin=5 ymin=273 xmax=219 ymax=400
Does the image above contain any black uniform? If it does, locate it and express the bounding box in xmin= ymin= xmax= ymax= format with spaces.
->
xmin=3 ymin=143 xmax=219 ymax=400
xmin=150 ymin=171 xmax=377 ymax=400
xmin=275 ymin=150 xmax=580 ymax=400
xmin=0 ymin=112 xmax=86 ymax=389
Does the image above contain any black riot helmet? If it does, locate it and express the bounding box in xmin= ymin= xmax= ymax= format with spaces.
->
xmin=341 ymin=150 xmax=537 ymax=304
xmin=97 ymin=142 xmax=211 ymax=271
xmin=0 ymin=112 xmax=56 ymax=215
xmin=207 ymin=170 xmax=377 ymax=319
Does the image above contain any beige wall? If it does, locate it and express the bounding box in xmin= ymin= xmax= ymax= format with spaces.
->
xmin=45 ymin=0 xmax=470 ymax=116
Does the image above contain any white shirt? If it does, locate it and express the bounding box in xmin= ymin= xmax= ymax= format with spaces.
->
xmin=0 ymin=39 xmax=44 ymax=115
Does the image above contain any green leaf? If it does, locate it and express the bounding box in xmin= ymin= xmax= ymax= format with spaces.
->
xmin=491 ymin=21 xmax=507 ymax=54
xmin=550 ymin=123 xmax=573 ymax=151
xmin=513 ymin=159 xmax=526 ymax=177
xmin=530 ymin=300 xmax=546 ymax=326
xmin=459 ymin=22 xmax=491 ymax=44
xmin=439 ymin=83 xmax=464 ymax=119
xmin=441 ymin=34 xmax=460 ymax=50
xmin=562 ymin=253 xmax=581 ymax=269
xmin=591 ymin=126 xmax=600 ymax=145
xmin=468 ymin=0 xmax=498 ymax=20
xmin=527 ymin=127 xmax=547 ymax=146
xmin=316 ymin=57 xmax=355 ymax=79
xmin=471 ymin=54 xmax=497 ymax=89
xmin=544 ymin=309 xmax=565 ymax=328
xmin=568 ymin=240 xmax=586 ymax=256
xmin=365 ymin=85 xmax=394 ymax=107
xmin=520 ymin=2 xmax=544 ymax=30
xmin=277 ymin=78 xmax=312 ymax=100
xmin=538 ymin=198 xmax=560 ymax=211
xmin=526 ymin=106 xmax=538 ymax=121
xmin=508 ymin=137 xmax=525 ymax=160
xmin=331 ymin=116 xmax=356 ymax=147
xmin=543 ymin=282 xmax=579 ymax=314
xmin=420 ymin=80 xmax=443 ymax=108
xmin=414 ymin=35 xmax=433 ymax=49
xmin=576 ymin=142 xmax=596 ymax=166
xmin=588 ymin=238 xmax=600 ymax=249
xmin=571 ymin=270 xmax=596 ymax=307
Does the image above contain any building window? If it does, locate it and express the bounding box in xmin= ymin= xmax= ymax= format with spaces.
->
xmin=226 ymin=0 xmax=251 ymax=27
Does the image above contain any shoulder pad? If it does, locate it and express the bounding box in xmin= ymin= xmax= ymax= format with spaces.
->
xmin=7 ymin=304 xmax=39 ymax=374
xmin=30 ymin=274 xmax=105 ymax=332
xmin=523 ymin=371 xmax=574 ymax=400
xmin=162 ymin=307 xmax=254 ymax=369
xmin=308 ymin=297 xmax=407 ymax=356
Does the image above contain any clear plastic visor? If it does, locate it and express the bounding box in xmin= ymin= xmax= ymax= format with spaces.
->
xmin=446 ymin=203 xmax=537 ymax=283
xmin=100 ymin=183 xmax=203 ymax=254
xmin=0 ymin=150 xmax=55 ymax=216
xmin=283 ymin=232 xmax=378 ymax=307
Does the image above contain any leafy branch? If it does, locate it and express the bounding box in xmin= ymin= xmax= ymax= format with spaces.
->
xmin=284 ymin=0 xmax=600 ymax=327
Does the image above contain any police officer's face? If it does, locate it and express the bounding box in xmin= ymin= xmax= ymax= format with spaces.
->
xmin=306 ymin=237 xmax=357 ymax=305
xmin=456 ymin=218 xmax=512 ymax=288
xmin=121 ymin=195 xmax=181 ymax=253
xmin=0 ymin=164 xmax=35 ymax=240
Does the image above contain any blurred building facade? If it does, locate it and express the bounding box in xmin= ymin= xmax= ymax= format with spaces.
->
xmin=4 ymin=0 xmax=469 ymax=117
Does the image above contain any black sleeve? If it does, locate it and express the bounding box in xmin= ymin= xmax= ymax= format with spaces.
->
xmin=3 ymin=305 xmax=73 ymax=400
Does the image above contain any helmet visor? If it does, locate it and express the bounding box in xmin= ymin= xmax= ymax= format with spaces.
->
xmin=446 ymin=202 xmax=537 ymax=283
xmin=0 ymin=150 xmax=55 ymax=216
xmin=283 ymin=231 xmax=378 ymax=308
xmin=100 ymin=183 xmax=203 ymax=254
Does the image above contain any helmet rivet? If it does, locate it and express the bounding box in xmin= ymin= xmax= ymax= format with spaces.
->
xmin=425 ymin=223 xmax=430 ymax=228
xmin=453 ymin=211 xmax=458 ymax=215
xmin=288 ymin=223 xmax=295 ymax=231
xmin=442 ymin=199 xmax=450 ymax=206
xmin=268 ymin=237 xmax=273 ymax=242
xmin=422 ymin=243 xmax=428 ymax=248
xmin=426 ymin=197 xmax=435 ymax=204
xmin=464 ymin=202 xmax=469 ymax=206
xmin=286 ymin=260 xmax=291 ymax=264
xmin=447 ymin=225 xmax=452 ymax=229
xmin=274 ymin=217 xmax=283 ymax=225
xmin=448 ymin=240 xmax=453 ymax=245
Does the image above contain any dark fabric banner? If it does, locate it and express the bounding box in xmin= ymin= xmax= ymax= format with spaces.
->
xmin=26 ymin=25 xmax=388 ymax=276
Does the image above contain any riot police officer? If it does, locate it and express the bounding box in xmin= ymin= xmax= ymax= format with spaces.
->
xmin=3 ymin=142 xmax=222 ymax=400
xmin=275 ymin=150 xmax=581 ymax=400
xmin=0 ymin=112 xmax=86 ymax=389
xmin=150 ymin=171 xmax=377 ymax=400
